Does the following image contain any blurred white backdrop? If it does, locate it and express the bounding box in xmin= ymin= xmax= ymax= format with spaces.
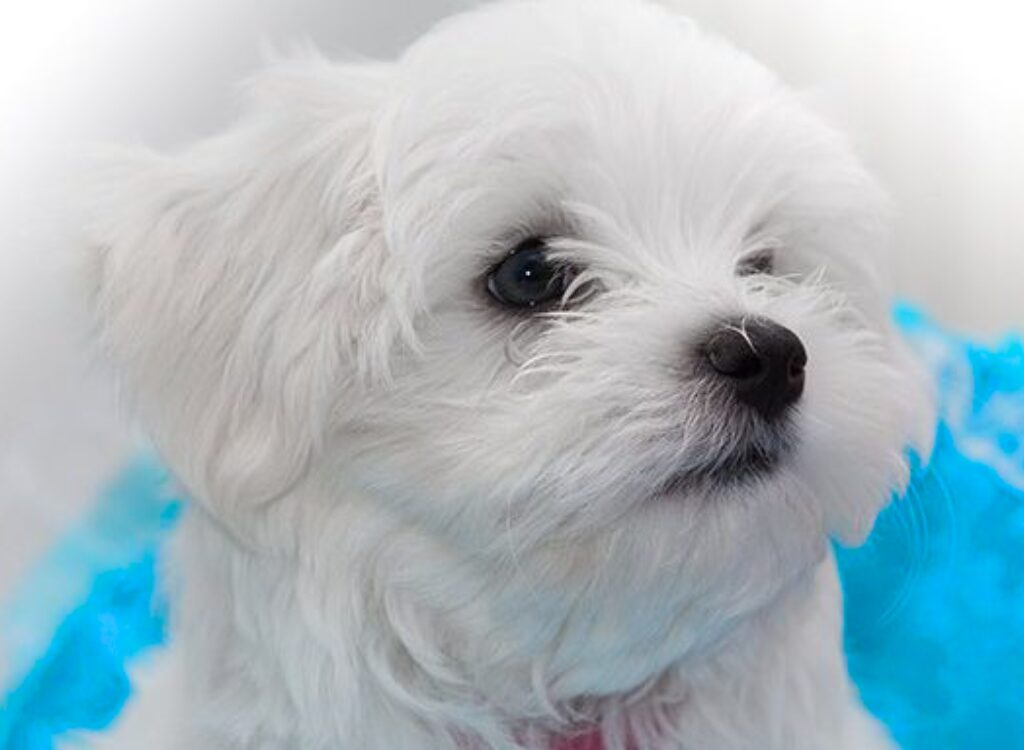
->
xmin=0 ymin=0 xmax=1022 ymax=651
xmin=3 ymin=0 xmax=1022 ymax=332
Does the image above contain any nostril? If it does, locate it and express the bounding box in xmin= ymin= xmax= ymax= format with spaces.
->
xmin=788 ymin=353 xmax=806 ymax=379
xmin=705 ymin=329 xmax=763 ymax=379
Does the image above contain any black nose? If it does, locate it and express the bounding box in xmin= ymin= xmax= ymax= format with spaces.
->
xmin=701 ymin=317 xmax=807 ymax=420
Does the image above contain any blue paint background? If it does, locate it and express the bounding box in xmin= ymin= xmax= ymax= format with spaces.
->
xmin=1 ymin=308 xmax=1022 ymax=749
xmin=0 ymin=461 xmax=179 ymax=750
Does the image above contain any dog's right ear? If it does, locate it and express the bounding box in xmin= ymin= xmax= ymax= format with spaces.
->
xmin=84 ymin=57 xmax=411 ymax=519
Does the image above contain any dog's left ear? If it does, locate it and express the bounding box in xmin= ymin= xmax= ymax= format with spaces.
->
xmin=84 ymin=57 xmax=408 ymax=517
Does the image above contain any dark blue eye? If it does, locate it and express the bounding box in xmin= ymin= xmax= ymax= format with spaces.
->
xmin=486 ymin=238 xmax=569 ymax=308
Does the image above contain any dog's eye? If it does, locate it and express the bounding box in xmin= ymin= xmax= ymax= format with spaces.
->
xmin=736 ymin=248 xmax=775 ymax=277
xmin=487 ymin=238 xmax=571 ymax=309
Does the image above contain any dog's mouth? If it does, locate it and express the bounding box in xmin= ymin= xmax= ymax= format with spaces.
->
xmin=655 ymin=438 xmax=790 ymax=497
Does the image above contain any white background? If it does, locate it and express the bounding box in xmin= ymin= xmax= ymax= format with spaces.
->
xmin=0 ymin=0 xmax=1022 ymax=648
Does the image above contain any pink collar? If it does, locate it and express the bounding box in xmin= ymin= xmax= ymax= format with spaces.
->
xmin=550 ymin=731 xmax=604 ymax=750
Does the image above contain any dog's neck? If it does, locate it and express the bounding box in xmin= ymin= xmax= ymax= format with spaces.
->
xmin=171 ymin=494 xmax=883 ymax=749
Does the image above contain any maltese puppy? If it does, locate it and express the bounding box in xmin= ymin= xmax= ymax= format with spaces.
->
xmin=86 ymin=0 xmax=934 ymax=747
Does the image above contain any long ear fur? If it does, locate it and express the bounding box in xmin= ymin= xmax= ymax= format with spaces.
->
xmin=85 ymin=57 xmax=406 ymax=517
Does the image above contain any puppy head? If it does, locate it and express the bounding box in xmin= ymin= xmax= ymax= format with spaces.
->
xmin=88 ymin=0 xmax=934 ymax=669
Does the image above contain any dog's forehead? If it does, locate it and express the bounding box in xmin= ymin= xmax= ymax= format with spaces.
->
xmin=378 ymin=0 xmax=815 ymax=240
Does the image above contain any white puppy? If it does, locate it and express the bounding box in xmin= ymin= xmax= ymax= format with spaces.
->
xmin=85 ymin=0 xmax=935 ymax=748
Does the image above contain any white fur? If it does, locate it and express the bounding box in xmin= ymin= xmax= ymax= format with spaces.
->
xmin=85 ymin=1 xmax=935 ymax=747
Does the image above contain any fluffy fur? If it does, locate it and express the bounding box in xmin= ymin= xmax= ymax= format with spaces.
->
xmin=85 ymin=1 xmax=935 ymax=747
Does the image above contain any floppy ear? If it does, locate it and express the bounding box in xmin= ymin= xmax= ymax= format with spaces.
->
xmin=85 ymin=57 xmax=407 ymax=516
